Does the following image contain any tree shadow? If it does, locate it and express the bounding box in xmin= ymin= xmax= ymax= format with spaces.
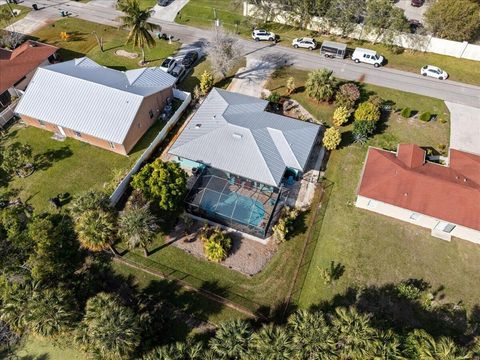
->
xmin=34 ymin=146 xmax=73 ymax=171
xmin=288 ymin=209 xmax=309 ymax=239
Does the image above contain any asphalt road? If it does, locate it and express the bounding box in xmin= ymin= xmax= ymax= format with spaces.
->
xmin=15 ymin=0 xmax=480 ymax=107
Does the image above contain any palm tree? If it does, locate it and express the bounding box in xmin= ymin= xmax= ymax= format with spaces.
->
xmin=75 ymin=292 xmax=141 ymax=360
xmin=305 ymin=68 xmax=337 ymax=103
xmin=118 ymin=205 xmax=158 ymax=257
xmin=209 ymin=319 xmax=252 ymax=359
xmin=287 ymin=310 xmax=335 ymax=358
xmin=75 ymin=209 xmax=118 ymax=255
xmin=249 ymin=324 xmax=293 ymax=360
xmin=118 ymin=0 xmax=158 ymax=65
xmin=69 ymin=190 xmax=111 ymax=221
xmin=144 ymin=340 xmax=205 ymax=360
xmin=405 ymin=329 xmax=471 ymax=360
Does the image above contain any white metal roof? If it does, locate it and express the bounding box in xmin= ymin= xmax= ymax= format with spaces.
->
xmin=169 ymin=88 xmax=320 ymax=187
xmin=15 ymin=57 xmax=176 ymax=144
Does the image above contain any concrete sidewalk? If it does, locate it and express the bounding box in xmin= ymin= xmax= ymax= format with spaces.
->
xmin=152 ymin=0 xmax=189 ymax=22
xmin=446 ymin=102 xmax=480 ymax=156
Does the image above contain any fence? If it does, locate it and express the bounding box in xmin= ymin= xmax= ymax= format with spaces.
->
xmin=243 ymin=1 xmax=480 ymax=62
xmin=109 ymin=89 xmax=192 ymax=206
xmin=0 ymin=98 xmax=20 ymax=128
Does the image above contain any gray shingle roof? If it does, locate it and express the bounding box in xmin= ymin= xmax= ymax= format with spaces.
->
xmin=15 ymin=57 xmax=176 ymax=144
xmin=169 ymin=88 xmax=320 ymax=187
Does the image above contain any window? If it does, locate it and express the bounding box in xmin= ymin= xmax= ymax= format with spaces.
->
xmin=443 ymin=223 xmax=456 ymax=233
xmin=74 ymin=131 xmax=81 ymax=137
xmin=108 ymin=141 xmax=115 ymax=149
xmin=149 ymin=110 xmax=154 ymax=119
xmin=367 ymin=199 xmax=378 ymax=208
xmin=38 ymin=120 xmax=45 ymax=126
xmin=410 ymin=212 xmax=421 ymax=221
xmin=138 ymin=122 xmax=142 ymax=128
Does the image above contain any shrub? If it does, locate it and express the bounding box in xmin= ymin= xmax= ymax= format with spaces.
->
xmin=368 ymin=95 xmax=384 ymax=108
xmin=419 ymin=112 xmax=431 ymax=122
xmin=199 ymin=70 xmax=214 ymax=95
xmin=305 ymin=69 xmax=337 ymax=102
xmin=352 ymin=120 xmax=376 ymax=144
xmin=272 ymin=207 xmax=298 ymax=243
xmin=401 ymin=107 xmax=412 ymax=118
xmin=332 ymin=106 xmax=350 ymax=127
xmin=354 ymin=102 xmax=381 ymax=122
xmin=267 ymin=91 xmax=281 ymax=104
xmin=322 ymin=128 xmax=342 ymax=151
xmin=0 ymin=142 xmax=34 ymax=177
xmin=286 ymin=77 xmax=296 ymax=95
xmin=335 ymin=83 xmax=360 ymax=109
xmin=201 ymin=227 xmax=232 ymax=262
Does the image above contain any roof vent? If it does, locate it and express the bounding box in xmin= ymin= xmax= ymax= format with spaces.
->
xmin=232 ymin=133 xmax=243 ymax=139
xmin=195 ymin=124 xmax=202 ymax=129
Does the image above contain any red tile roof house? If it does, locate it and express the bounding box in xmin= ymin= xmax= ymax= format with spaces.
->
xmin=0 ymin=40 xmax=58 ymax=107
xmin=356 ymin=144 xmax=480 ymax=244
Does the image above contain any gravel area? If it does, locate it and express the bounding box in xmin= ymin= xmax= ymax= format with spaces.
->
xmin=165 ymin=219 xmax=278 ymax=275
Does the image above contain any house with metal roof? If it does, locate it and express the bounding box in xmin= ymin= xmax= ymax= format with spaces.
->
xmin=356 ymin=144 xmax=480 ymax=244
xmin=15 ymin=57 xmax=176 ymax=155
xmin=169 ymin=88 xmax=321 ymax=238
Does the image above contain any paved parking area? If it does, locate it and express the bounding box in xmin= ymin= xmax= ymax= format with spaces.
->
xmin=446 ymin=101 xmax=480 ymax=156
xmin=394 ymin=0 xmax=427 ymax=21
xmin=152 ymin=0 xmax=190 ymax=22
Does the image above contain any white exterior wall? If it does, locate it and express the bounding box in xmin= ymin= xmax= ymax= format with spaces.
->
xmin=355 ymin=195 xmax=480 ymax=245
xmin=244 ymin=2 xmax=480 ymax=62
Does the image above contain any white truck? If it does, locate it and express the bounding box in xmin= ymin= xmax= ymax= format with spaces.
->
xmin=352 ymin=48 xmax=384 ymax=67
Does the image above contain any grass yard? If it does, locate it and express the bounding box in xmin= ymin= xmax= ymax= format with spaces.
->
xmin=10 ymin=336 xmax=84 ymax=360
xmin=264 ymin=67 xmax=480 ymax=310
xmin=0 ymin=119 xmax=165 ymax=212
xmin=0 ymin=4 xmax=30 ymax=28
xmin=175 ymin=1 xmax=480 ymax=85
xmin=31 ymin=18 xmax=180 ymax=70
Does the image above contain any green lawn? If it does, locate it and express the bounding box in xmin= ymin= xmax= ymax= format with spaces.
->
xmin=31 ymin=18 xmax=180 ymax=70
xmin=0 ymin=120 xmax=165 ymax=213
xmin=0 ymin=4 xmax=31 ymax=28
xmin=175 ymin=1 xmax=480 ymax=85
xmin=11 ymin=336 xmax=84 ymax=360
xmin=265 ymin=68 xmax=480 ymax=310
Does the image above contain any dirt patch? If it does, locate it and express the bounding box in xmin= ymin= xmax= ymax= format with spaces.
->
xmin=166 ymin=219 xmax=278 ymax=275
xmin=115 ymin=49 xmax=138 ymax=59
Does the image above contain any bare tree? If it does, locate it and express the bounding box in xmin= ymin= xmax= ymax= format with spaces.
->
xmin=0 ymin=30 xmax=24 ymax=49
xmin=92 ymin=31 xmax=104 ymax=52
xmin=206 ymin=27 xmax=242 ymax=79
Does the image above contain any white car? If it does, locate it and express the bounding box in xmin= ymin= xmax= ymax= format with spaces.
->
xmin=292 ymin=37 xmax=317 ymax=50
xmin=168 ymin=64 xmax=186 ymax=83
xmin=252 ymin=29 xmax=276 ymax=42
xmin=421 ymin=65 xmax=448 ymax=80
xmin=160 ymin=57 xmax=176 ymax=72
xmin=352 ymin=48 xmax=384 ymax=67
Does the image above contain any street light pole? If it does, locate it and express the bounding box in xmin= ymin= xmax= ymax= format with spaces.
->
xmin=4 ymin=0 xmax=15 ymax=17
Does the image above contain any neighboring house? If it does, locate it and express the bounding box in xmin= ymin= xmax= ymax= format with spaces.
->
xmin=15 ymin=57 xmax=177 ymax=155
xmin=356 ymin=144 xmax=480 ymax=244
xmin=169 ymin=88 xmax=321 ymax=238
xmin=0 ymin=40 xmax=58 ymax=107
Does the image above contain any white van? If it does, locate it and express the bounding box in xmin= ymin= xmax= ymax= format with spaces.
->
xmin=352 ymin=48 xmax=384 ymax=67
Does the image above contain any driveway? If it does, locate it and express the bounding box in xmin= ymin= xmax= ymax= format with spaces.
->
xmin=227 ymin=56 xmax=280 ymax=98
xmin=446 ymin=102 xmax=480 ymax=155
xmin=152 ymin=0 xmax=190 ymax=22
xmin=394 ymin=0 xmax=427 ymax=21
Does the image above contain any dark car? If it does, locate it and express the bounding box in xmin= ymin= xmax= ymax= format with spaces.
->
xmin=157 ymin=0 xmax=170 ymax=6
xmin=181 ymin=51 xmax=199 ymax=68
xmin=411 ymin=0 xmax=424 ymax=7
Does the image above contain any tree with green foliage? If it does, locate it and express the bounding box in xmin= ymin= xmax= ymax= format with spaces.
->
xmin=332 ymin=106 xmax=350 ymax=127
xmin=118 ymin=205 xmax=158 ymax=257
xmin=74 ymin=209 xmax=117 ymax=255
xmin=249 ymin=324 xmax=294 ymax=359
xmin=354 ymin=101 xmax=381 ymax=122
xmin=209 ymin=320 xmax=252 ymax=359
xmin=405 ymin=329 xmax=472 ymax=359
xmin=335 ymin=82 xmax=361 ymax=110
xmin=326 ymin=0 xmax=366 ymax=36
xmin=118 ymin=0 xmax=158 ymax=64
xmin=131 ymin=159 xmax=187 ymax=215
xmin=27 ymin=215 xmax=82 ymax=283
xmin=201 ymin=227 xmax=232 ymax=262
xmin=0 ymin=143 xmax=33 ymax=177
xmin=75 ymin=292 xmax=141 ymax=360
xmin=144 ymin=340 xmax=205 ymax=360
xmin=353 ymin=120 xmax=376 ymax=144
xmin=425 ymin=0 xmax=480 ymax=42
xmin=69 ymin=190 xmax=111 ymax=221
xmin=272 ymin=206 xmax=298 ymax=243
xmin=322 ymin=127 xmax=342 ymax=151
xmin=199 ymin=70 xmax=214 ymax=96
xmin=305 ymin=69 xmax=337 ymax=103
xmin=365 ymin=0 xmax=409 ymax=44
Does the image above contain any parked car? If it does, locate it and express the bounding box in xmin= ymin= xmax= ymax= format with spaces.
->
xmin=160 ymin=57 xmax=176 ymax=72
xmin=292 ymin=37 xmax=317 ymax=50
xmin=157 ymin=0 xmax=170 ymax=6
xmin=181 ymin=51 xmax=199 ymax=68
xmin=319 ymin=41 xmax=347 ymax=59
xmin=251 ymin=29 xmax=276 ymax=42
xmin=408 ymin=19 xmax=424 ymax=34
xmin=168 ymin=64 xmax=186 ymax=81
xmin=411 ymin=0 xmax=424 ymax=7
xmin=352 ymin=48 xmax=384 ymax=67
xmin=421 ymin=65 xmax=448 ymax=80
